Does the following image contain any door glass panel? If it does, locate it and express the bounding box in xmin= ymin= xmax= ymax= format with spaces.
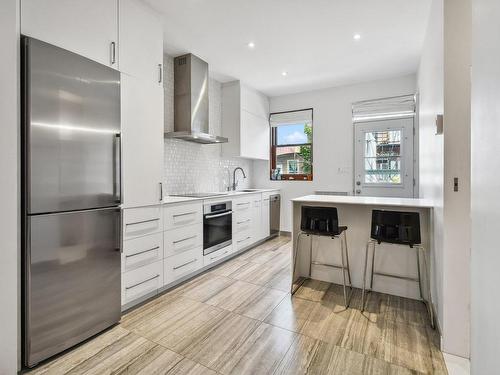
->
xmin=364 ymin=130 xmax=402 ymax=184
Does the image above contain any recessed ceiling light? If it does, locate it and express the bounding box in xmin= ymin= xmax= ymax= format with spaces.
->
xmin=281 ymin=71 xmax=288 ymax=76
xmin=247 ymin=42 xmax=255 ymax=49
xmin=353 ymin=33 xmax=361 ymax=40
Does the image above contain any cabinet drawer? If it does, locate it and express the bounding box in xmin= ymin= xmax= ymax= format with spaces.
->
xmin=122 ymin=260 xmax=163 ymax=305
xmin=164 ymin=202 xmax=203 ymax=230
xmin=235 ymin=216 xmax=252 ymax=233
xmin=123 ymin=205 xmax=162 ymax=240
xmin=235 ymin=230 xmax=253 ymax=251
xmin=203 ymin=245 xmax=232 ymax=267
xmin=122 ymin=232 xmax=163 ymax=272
xmin=164 ymin=223 xmax=203 ymax=257
xmin=233 ymin=197 xmax=252 ymax=212
xmin=164 ymin=247 xmax=203 ymax=285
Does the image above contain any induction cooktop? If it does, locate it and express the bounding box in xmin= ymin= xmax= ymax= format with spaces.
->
xmin=170 ymin=192 xmax=229 ymax=198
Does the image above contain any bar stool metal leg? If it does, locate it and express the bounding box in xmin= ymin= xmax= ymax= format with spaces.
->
xmin=416 ymin=246 xmax=424 ymax=300
xmin=308 ymin=235 xmax=313 ymax=278
xmin=417 ymin=246 xmax=435 ymax=329
xmin=339 ymin=234 xmax=349 ymax=307
xmin=343 ymin=231 xmax=352 ymax=286
xmin=291 ymin=232 xmax=307 ymax=295
xmin=361 ymin=240 xmax=371 ymax=311
xmin=369 ymin=241 xmax=376 ymax=291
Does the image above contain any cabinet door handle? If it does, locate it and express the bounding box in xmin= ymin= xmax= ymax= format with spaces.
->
xmin=110 ymin=41 xmax=116 ymax=65
xmin=173 ymin=211 xmax=196 ymax=218
xmin=158 ymin=63 xmax=163 ymax=83
xmin=237 ymin=236 xmax=251 ymax=243
xmin=173 ymin=235 xmax=197 ymax=244
xmin=126 ymin=246 xmax=160 ymax=258
xmin=237 ymin=219 xmax=251 ymax=225
xmin=159 ymin=182 xmax=163 ymax=202
xmin=210 ymin=251 xmax=229 ymax=261
xmin=237 ymin=202 xmax=250 ymax=206
xmin=126 ymin=218 xmax=160 ymax=226
xmin=125 ymin=274 xmax=159 ymax=290
xmin=173 ymin=258 xmax=197 ymax=270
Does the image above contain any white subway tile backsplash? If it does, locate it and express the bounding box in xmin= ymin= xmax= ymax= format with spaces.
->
xmin=162 ymin=54 xmax=252 ymax=195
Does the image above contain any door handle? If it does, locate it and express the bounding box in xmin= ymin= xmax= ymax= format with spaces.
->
xmin=158 ymin=64 xmax=162 ymax=83
xmin=114 ymin=134 xmax=121 ymax=204
xmin=110 ymin=42 xmax=116 ymax=65
xmin=159 ymin=182 xmax=163 ymax=202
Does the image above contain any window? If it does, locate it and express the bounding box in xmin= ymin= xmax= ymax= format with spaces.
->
xmin=270 ymin=109 xmax=313 ymax=181
xmin=363 ymin=130 xmax=402 ymax=184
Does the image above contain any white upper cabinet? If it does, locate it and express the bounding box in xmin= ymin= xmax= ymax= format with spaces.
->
xmin=121 ymin=74 xmax=164 ymax=208
xmin=119 ymin=0 xmax=164 ymax=85
xmin=21 ymin=0 xmax=119 ymax=69
xmin=222 ymin=81 xmax=270 ymax=160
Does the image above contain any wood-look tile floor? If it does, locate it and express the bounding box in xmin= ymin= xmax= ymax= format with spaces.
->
xmin=28 ymin=236 xmax=447 ymax=375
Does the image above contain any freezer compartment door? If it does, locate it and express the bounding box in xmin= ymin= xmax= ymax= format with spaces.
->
xmin=24 ymin=208 xmax=121 ymax=367
xmin=24 ymin=37 xmax=121 ymax=214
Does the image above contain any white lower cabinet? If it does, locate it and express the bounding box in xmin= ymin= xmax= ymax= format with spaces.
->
xmin=122 ymin=232 xmax=163 ymax=272
xmin=203 ymin=245 xmax=232 ymax=267
xmin=252 ymin=196 xmax=263 ymax=241
xmin=235 ymin=229 xmax=253 ymax=251
xmin=123 ymin=205 xmax=163 ymax=240
xmin=164 ymin=223 xmax=202 ymax=257
xmin=164 ymin=202 xmax=203 ymax=230
xmin=261 ymin=196 xmax=271 ymax=239
xmin=122 ymin=192 xmax=279 ymax=307
xmin=122 ymin=260 xmax=163 ymax=306
xmin=164 ymin=247 xmax=203 ymax=285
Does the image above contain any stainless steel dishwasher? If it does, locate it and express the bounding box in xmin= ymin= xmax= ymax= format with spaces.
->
xmin=270 ymin=194 xmax=281 ymax=237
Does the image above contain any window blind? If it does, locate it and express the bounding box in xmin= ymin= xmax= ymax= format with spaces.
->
xmin=270 ymin=109 xmax=313 ymax=127
xmin=352 ymin=94 xmax=416 ymax=123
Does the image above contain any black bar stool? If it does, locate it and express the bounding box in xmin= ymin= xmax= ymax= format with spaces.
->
xmin=361 ymin=209 xmax=434 ymax=327
xmin=292 ymin=206 xmax=353 ymax=307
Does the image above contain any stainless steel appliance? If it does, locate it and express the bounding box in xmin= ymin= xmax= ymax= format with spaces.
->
xmin=164 ymin=53 xmax=228 ymax=144
xmin=270 ymin=194 xmax=281 ymax=238
xmin=21 ymin=37 xmax=121 ymax=367
xmin=203 ymin=201 xmax=233 ymax=255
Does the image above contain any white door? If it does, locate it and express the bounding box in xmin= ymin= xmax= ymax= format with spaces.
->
xmin=119 ymin=0 xmax=164 ymax=85
xmin=354 ymin=118 xmax=414 ymax=197
xmin=21 ymin=0 xmax=119 ymax=69
xmin=121 ymin=74 xmax=164 ymax=208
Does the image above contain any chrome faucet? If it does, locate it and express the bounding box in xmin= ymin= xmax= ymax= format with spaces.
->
xmin=232 ymin=167 xmax=247 ymax=191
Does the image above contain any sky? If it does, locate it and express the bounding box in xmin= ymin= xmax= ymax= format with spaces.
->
xmin=277 ymin=123 xmax=307 ymax=145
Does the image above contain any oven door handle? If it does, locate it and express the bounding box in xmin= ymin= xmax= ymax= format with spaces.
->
xmin=205 ymin=210 xmax=233 ymax=219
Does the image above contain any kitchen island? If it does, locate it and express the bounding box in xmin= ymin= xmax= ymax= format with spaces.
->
xmin=291 ymin=195 xmax=434 ymax=301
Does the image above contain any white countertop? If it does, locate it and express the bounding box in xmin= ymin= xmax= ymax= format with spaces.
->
xmin=162 ymin=188 xmax=280 ymax=205
xmin=291 ymin=195 xmax=434 ymax=208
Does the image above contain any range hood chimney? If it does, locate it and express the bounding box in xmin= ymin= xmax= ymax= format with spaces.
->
xmin=165 ymin=53 xmax=228 ymax=144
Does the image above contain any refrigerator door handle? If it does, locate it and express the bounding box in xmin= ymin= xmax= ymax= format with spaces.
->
xmin=114 ymin=134 xmax=122 ymax=204
xmin=118 ymin=208 xmax=123 ymax=253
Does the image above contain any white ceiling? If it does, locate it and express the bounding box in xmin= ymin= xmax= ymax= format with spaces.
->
xmin=145 ymin=0 xmax=432 ymax=97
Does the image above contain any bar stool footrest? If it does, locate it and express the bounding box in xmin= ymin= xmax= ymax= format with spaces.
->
xmin=311 ymin=261 xmax=350 ymax=271
xmin=372 ymin=270 xmax=420 ymax=283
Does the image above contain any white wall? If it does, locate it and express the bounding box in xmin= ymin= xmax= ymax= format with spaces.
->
xmin=417 ymin=0 xmax=445 ymax=345
xmin=418 ymin=0 xmax=471 ymax=360
xmin=253 ymin=74 xmax=416 ymax=232
xmin=442 ymin=0 xmax=471 ymax=358
xmin=471 ymin=0 xmax=500 ymax=372
xmin=0 ymin=0 xmax=20 ymax=373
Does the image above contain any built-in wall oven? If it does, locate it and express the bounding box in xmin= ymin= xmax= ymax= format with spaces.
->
xmin=203 ymin=201 xmax=232 ymax=255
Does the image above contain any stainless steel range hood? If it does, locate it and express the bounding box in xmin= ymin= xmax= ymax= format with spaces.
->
xmin=165 ymin=53 xmax=228 ymax=144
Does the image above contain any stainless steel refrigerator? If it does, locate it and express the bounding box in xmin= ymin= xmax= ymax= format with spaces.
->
xmin=21 ymin=37 xmax=122 ymax=367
